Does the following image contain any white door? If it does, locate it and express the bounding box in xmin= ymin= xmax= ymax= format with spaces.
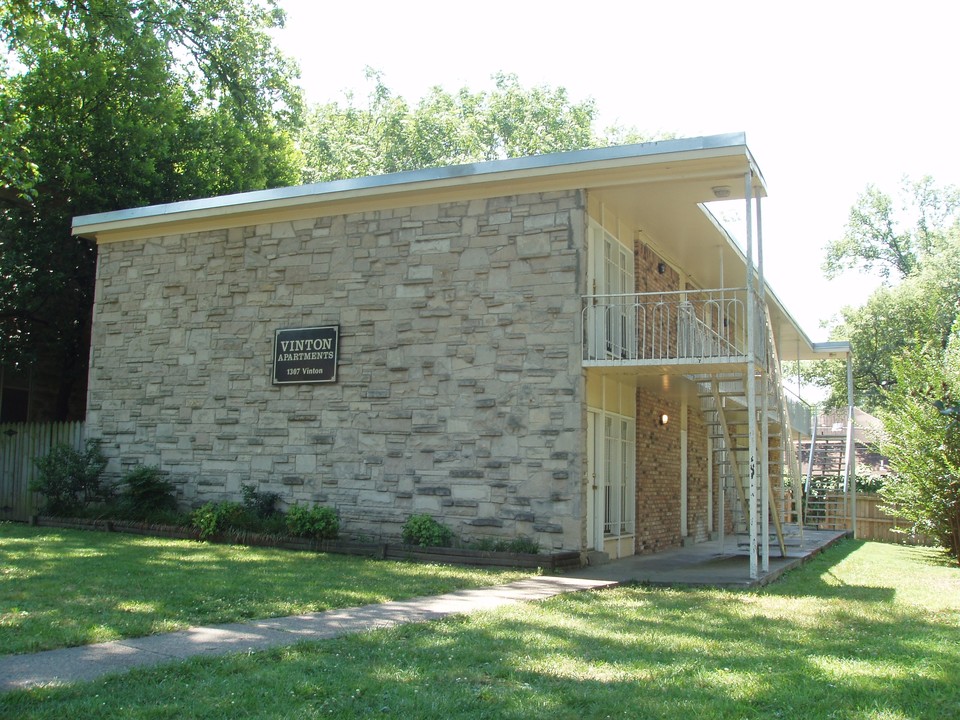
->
xmin=587 ymin=408 xmax=636 ymax=551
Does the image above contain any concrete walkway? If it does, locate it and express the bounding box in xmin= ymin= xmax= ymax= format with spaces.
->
xmin=0 ymin=528 xmax=847 ymax=693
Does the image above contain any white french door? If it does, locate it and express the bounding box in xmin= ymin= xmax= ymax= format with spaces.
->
xmin=586 ymin=220 xmax=636 ymax=360
xmin=587 ymin=408 xmax=636 ymax=550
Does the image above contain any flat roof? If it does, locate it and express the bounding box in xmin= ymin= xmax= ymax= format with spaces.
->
xmin=72 ymin=132 xmax=764 ymax=239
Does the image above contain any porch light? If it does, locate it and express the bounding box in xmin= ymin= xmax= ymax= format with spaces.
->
xmin=659 ymin=413 xmax=669 ymax=426
xmin=712 ymin=185 xmax=731 ymax=198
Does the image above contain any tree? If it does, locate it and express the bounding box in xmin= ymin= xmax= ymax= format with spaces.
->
xmin=298 ymin=70 xmax=662 ymax=183
xmin=823 ymin=176 xmax=960 ymax=280
xmin=878 ymin=333 xmax=960 ymax=562
xmin=0 ymin=0 xmax=303 ymax=418
xmin=0 ymin=66 xmax=40 ymax=206
xmin=809 ymin=178 xmax=960 ymax=410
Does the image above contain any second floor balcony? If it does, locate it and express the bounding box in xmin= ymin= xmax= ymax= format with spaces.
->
xmin=582 ymin=288 xmax=767 ymax=374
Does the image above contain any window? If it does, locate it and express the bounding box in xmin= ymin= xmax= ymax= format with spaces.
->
xmin=586 ymin=220 xmax=635 ymax=360
xmin=601 ymin=412 xmax=636 ymax=537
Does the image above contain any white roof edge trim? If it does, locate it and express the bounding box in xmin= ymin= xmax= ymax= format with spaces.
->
xmin=812 ymin=341 xmax=852 ymax=354
xmin=72 ymin=132 xmax=751 ymax=234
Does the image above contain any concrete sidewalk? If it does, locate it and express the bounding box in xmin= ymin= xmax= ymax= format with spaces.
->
xmin=0 ymin=575 xmax=616 ymax=693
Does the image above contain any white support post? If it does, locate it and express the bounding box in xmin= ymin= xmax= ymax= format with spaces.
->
xmin=707 ymin=436 xmax=714 ymax=534
xmin=757 ymin=194 xmax=769 ymax=571
xmin=845 ymin=352 xmax=857 ymax=537
xmin=680 ymin=391 xmax=688 ymax=540
xmin=745 ymin=170 xmax=758 ymax=580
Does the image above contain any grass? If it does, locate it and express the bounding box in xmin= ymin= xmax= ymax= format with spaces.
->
xmin=0 ymin=523 xmax=532 ymax=655
xmin=3 ymin=533 xmax=959 ymax=719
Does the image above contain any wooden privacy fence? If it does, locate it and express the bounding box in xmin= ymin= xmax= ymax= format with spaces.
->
xmin=823 ymin=492 xmax=933 ymax=545
xmin=0 ymin=422 xmax=86 ymax=521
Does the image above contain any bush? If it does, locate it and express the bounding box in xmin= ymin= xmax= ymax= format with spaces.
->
xmin=285 ymin=504 xmax=339 ymax=540
xmin=879 ymin=344 xmax=960 ymax=561
xmin=401 ymin=514 xmax=453 ymax=548
xmin=31 ymin=440 xmax=108 ymax=516
xmin=241 ymin=483 xmax=281 ymax=519
xmin=116 ymin=466 xmax=178 ymax=519
xmin=191 ymin=501 xmax=248 ymax=540
xmin=471 ymin=536 xmax=541 ymax=554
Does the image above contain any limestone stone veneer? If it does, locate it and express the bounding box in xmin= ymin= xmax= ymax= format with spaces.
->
xmin=87 ymin=190 xmax=587 ymax=549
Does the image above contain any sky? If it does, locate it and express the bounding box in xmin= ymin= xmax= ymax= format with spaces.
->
xmin=272 ymin=0 xmax=960 ymax=341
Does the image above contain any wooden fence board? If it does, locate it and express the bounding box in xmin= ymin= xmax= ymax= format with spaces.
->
xmin=823 ymin=492 xmax=933 ymax=545
xmin=0 ymin=422 xmax=85 ymax=520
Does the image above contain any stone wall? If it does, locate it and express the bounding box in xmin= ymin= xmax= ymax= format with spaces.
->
xmin=87 ymin=190 xmax=587 ymax=550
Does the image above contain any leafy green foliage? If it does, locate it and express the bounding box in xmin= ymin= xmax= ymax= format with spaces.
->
xmin=299 ymin=69 xmax=664 ymax=183
xmin=0 ymin=0 xmax=303 ymax=416
xmin=878 ymin=339 xmax=960 ymax=561
xmin=285 ymin=504 xmax=339 ymax=540
xmin=0 ymin=66 xmax=39 ymax=205
xmin=823 ymin=176 xmax=960 ymax=280
xmin=241 ymin=483 xmax=281 ymax=519
xmin=401 ymin=514 xmax=454 ymax=548
xmin=115 ymin=466 xmax=178 ymax=519
xmin=190 ymin=501 xmax=248 ymax=540
xmin=29 ymin=440 xmax=107 ymax=516
xmin=472 ymin=536 xmax=541 ymax=554
xmin=809 ymin=179 xmax=960 ymax=410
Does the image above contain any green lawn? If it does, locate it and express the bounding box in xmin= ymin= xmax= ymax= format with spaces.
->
xmin=3 ymin=530 xmax=959 ymax=719
xmin=0 ymin=523 xmax=532 ymax=654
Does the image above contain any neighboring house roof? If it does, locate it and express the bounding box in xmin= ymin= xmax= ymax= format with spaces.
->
xmin=72 ymin=132 xmax=848 ymax=363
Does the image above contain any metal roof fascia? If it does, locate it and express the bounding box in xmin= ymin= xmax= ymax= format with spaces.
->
xmin=72 ymin=132 xmax=751 ymax=235
xmin=811 ymin=341 xmax=852 ymax=355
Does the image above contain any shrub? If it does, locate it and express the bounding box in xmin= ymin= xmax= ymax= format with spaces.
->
xmin=117 ymin=466 xmax=178 ymax=519
xmin=879 ymin=344 xmax=960 ymax=560
xmin=285 ymin=504 xmax=339 ymax=540
xmin=31 ymin=440 xmax=108 ymax=516
xmin=471 ymin=536 xmax=541 ymax=554
xmin=504 ymin=536 xmax=540 ymax=554
xmin=401 ymin=514 xmax=453 ymax=548
xmin=191 ymin=501 xmax=248 ymax=540
xmin=241 ymin=483 xmax=281 ymax=519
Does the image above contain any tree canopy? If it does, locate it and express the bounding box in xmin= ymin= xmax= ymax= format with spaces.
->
xmin=1 ymin=7 xmax=663 ymax=420
xmin=0 ymin=0 xmax=303 ymax=418
xmin=809 ymin=177 xmax=960 ymax=410
xmin=823 ymin=177 xmax=960 ymax=281
xmin=298 ymin=69 xmax=660 ymax=183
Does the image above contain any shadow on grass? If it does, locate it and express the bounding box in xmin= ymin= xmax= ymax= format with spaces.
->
xmin=0 ymin=524 xmax=529 ymax=655
xmin=2 ymin=535 xmax=958 ymax=718
xmin=4 ymin=579 xmax=957 ymax=720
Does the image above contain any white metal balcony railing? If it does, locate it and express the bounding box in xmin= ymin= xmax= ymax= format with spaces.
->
xmin=581 ymin=288 xmax=765 ymax=367
xmin=784 ymin=386 xmax=814 ymax=437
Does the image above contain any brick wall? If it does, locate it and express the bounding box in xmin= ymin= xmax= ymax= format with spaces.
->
xmin=635 ymin=387 xmax=681 ymax=552
xmin=632 ymin=241 xmax=715 ymax=552
xmin=686 ymin=406 xmax=711 ymax=544
xmin=87 ymin=190 xmax=587 ymax=549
